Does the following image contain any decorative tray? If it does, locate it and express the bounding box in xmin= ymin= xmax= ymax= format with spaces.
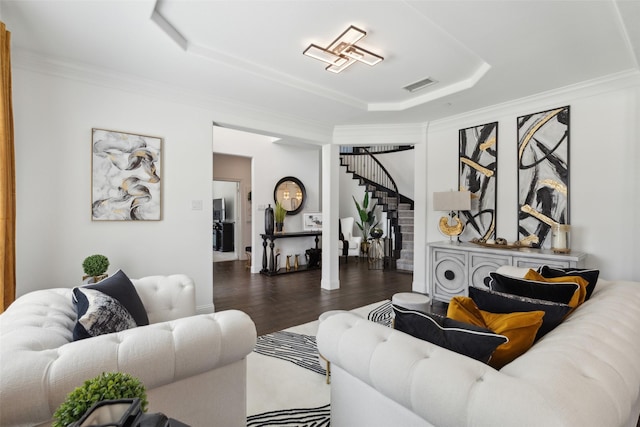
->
xmin=469 ymin=239 xmax=528 ymax=250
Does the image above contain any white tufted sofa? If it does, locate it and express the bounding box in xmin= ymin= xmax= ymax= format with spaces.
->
xmin=317 ymin=279 xmax=640 ymax=427
xmin=0 ymin=274 xmax=257 ymax=427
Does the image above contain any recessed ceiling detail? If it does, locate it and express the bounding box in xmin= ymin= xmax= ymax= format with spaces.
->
xmin=303 ymin=25 xmax=383 ymax=74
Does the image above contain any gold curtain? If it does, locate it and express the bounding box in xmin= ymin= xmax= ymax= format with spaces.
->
xmin=0 ymin=21 xmax=16 ymax=312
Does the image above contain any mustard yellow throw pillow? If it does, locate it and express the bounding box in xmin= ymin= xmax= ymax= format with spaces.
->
xmin=448 ymin=297 xmax=544 ymax=369
xmin=524 ymin=269 xmax=588 ymax=309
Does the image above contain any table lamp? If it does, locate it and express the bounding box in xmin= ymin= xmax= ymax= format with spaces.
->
xmin=433 ymin=191 xmax=471 ymax=242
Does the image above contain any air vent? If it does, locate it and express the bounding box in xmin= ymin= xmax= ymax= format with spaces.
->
xmin=403 ymin=77 xmax=437 ymax=93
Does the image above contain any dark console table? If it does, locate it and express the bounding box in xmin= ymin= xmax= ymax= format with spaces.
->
xmin=260 ymin=231 xmax=321 ymax=276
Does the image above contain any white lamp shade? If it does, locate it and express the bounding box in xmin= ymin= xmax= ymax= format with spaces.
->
xmin=433 ymin=191 xmax=471 ymax=211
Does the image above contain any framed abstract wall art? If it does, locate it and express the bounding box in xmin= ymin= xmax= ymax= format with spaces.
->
xmin=91 ymin=128 xmax=162 ymax=221
xmin=302 ymin=212 xmax=322 ymax=231
xmin=517 ymin=106 xmax=570 ymax=248
xmin=458 ymin=121 xmax=498 ymax=241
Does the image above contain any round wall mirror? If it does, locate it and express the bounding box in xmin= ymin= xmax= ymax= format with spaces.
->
xmin=274 ymin=176 xmax=306 ymax=215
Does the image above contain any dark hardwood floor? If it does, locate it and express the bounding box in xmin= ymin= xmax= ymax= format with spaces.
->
xmin=213 ymin=257 xmax=446 ymax=336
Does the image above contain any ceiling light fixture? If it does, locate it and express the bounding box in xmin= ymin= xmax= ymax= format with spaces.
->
xmin=303 ymin=25 xmax=383 ymax=74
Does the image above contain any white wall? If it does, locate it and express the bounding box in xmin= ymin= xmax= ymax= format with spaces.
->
xmin=12 ymin=60 xmax=639 ymax=309
xmin=424 ymin=72 xmax=640 ymax=283
xmin=14 ymin=69 xmax=215 ymax=311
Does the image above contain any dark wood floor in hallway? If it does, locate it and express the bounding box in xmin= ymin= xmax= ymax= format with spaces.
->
xmin=213 ymin=258 xmax=444 ymax=336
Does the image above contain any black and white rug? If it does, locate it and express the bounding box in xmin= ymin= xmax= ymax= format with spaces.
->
xmin=246 ymin=300 xmax=392 ymax=426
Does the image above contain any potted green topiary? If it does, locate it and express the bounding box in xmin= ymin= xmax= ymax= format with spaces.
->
xmin=82 ymin=254 xmax=109 ymax=283
xmin=274 ymin=201 xmax=287 ymax=232
xmin=53 ymin=372 xmax=148 ymax=427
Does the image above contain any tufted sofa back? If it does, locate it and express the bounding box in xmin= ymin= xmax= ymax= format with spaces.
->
xmin=131 ymin=274 xmax=196 ymax=323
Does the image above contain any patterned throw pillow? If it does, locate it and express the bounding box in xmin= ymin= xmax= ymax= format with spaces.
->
xmin=79 ymin=269 xmax=149 ymax=326
xmin=72 ymin=269 xmax=148 ymax=341
xmin=73 ymin=288 xmax=137 ymax=340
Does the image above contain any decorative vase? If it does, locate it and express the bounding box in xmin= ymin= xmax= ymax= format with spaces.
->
xmin=82 ymin=274 xmax=108 ymax=284
xmin=370 ymin=228 xmax=383 ymax=239
xmin=275 ymin=222 xmax=284 ymax=233
xmin=360 ymin=241 xmax=370 ymax=257
xmin=265 ymin=204 xmax=274 ymax=235
xmin=286 ymin=255 xmax=291 ymax=271
xmin=294 ymin=254 xmax=299 ymax=270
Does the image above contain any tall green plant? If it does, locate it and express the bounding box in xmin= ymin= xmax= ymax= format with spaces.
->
xmin=353 ymin=193 xmax=379 ymax=240
xmin=274 ymin=201 xmax=287 ymax=223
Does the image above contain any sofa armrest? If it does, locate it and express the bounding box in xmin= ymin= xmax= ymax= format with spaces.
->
xmin=131 ymin=274 xmax=196 ymax=323
xmin=0 ymin=309 xmax=256 ymax=427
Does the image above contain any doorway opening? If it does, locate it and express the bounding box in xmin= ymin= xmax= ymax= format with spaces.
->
xmin=212 ymin=152 xmax=252 ymax=265
xmin=212 ymin=179 xmax=240 ymax=262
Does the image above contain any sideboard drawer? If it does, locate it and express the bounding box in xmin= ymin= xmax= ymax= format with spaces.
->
xmin=513 ymin=255 xmax=579 ymax=269
xmin=431 ymin=248 xmax=468 ymax=302
xmin=469 ymin=252 xmax=512 ymax=288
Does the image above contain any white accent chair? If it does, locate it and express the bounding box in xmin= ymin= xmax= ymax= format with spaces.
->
xmin=339 ymin=217 xmax=362 ymax=262
xmin=0 ymin=274 xmax=257 ymax=427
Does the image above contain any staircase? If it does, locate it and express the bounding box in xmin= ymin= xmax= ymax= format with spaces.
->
xmin=396 ymin=203 xmax=414 ymax=271
xmin=340 ymin=146 xmax=415 ymax=272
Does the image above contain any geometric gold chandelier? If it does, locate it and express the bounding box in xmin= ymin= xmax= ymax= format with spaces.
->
xmin=303 ymin=25 xmax=384 ymax=73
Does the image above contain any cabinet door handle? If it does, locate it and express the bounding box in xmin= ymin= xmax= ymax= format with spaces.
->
xmin=444 ymin=270 xmax=455 ymax=280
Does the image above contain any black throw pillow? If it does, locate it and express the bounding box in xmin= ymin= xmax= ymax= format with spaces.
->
xmin=72 ymin=269 xmax=149 ymax=340
xmin=537 ymin=266 xmax=600 ymax=300
xmin=73 ymin=288 xmax=138 ymax=340
xmin=469 ymin=286 xmax=572 ymax=339
xmin=81 ymin=269 xmax=149 ymax=326
xmin=393 ymin=305 xmax=507 ymax=364
xmin=488 ymin=272 xmax=578 ymax=305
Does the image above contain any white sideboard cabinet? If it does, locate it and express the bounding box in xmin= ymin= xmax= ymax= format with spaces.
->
xmin=427 ymin=241 xmax=587 ymax=304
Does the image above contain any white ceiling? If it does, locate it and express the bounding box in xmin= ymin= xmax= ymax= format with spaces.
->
xmin=1 ymin=0 xmax=639 ymax=139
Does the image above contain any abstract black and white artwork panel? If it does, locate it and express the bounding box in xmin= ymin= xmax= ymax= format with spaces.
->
xmin=92 ymin=129 xmax=162 ymax=221
xmin=517 ymin=106 xmax=569 ymax=248
xmin=458 ymin=122 xmax=498 ymax=241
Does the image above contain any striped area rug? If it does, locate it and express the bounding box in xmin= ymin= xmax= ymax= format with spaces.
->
xmin=246 ymin=300 xmax=392 ymax=426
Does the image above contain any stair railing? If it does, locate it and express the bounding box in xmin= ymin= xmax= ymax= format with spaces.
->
xmin=340 ymin=147 xmax=402 ymax=265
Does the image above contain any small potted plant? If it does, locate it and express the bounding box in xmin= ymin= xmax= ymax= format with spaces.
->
xmin=53 ymin=372 xmax=148 ymax=427
xmin=274 ymin=201 xmax=287 ymax=232
xmin=82 ymin=254 xmax=109 ymax=283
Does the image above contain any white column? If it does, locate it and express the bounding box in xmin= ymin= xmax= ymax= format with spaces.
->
xmin=321 ymin=143 xmax=340 ymax=290
xmin=413 ymin=124 xmax=429 ymax=294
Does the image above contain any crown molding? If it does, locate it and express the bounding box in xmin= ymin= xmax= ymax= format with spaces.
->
xmin=12 ymin=48 xmax=334 ymax=144
xmin=428 ymin=68 xmax=640 ymax=132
